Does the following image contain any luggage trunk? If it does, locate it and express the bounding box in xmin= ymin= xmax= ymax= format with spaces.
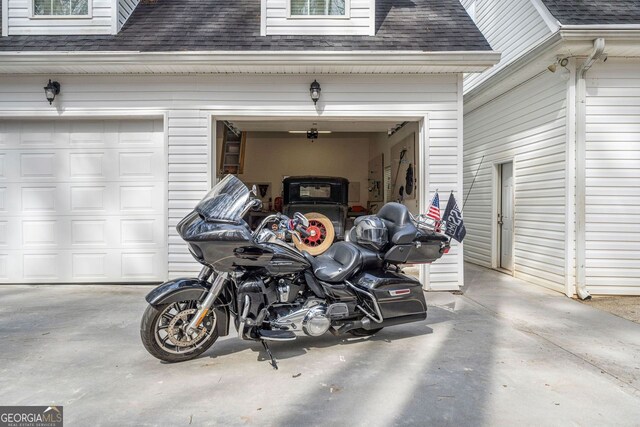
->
xmin=383 ymin=232 xmax=449 ymax=264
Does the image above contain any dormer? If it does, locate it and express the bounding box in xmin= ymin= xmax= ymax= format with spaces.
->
xmin=1 ymin=0 xmax=139 ymax=36
xmin=261 ymin=0 xmax=375 ymax=36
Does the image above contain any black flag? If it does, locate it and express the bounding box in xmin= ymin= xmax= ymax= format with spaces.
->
xmin=443 ymin=193 xmax=466 ymax=243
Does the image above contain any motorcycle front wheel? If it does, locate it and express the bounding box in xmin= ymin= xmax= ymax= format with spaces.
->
xmin=140 ymin=301 xmax=219 ymax=363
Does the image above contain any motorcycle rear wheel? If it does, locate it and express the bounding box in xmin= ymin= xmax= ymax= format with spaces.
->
xmin=140 ymin=302 xmax=219 ymax=363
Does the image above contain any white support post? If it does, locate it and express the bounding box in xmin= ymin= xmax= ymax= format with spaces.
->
xmin=419 ymin=115 xmax=430 ymax=290
xmin=564 ymin=59 xmax=577 ymax=297
xmin=457 ymin=74 xmax=465 ymax=288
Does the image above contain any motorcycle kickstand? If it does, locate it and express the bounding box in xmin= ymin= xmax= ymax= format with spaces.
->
xmin=261 ymin=340 xmax=278 ymax=370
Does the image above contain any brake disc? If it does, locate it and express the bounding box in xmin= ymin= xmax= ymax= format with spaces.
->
xmin=166 ymin=309 xmax=208 ymax=347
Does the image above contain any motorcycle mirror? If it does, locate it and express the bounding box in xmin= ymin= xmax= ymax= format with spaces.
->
xmin=294 ymin=212 xmax=309 ymax=227
xmin=251 ymin=199 xmax=263 ymax=211
xmin=251 ymin=185 xmax=258 ymax=197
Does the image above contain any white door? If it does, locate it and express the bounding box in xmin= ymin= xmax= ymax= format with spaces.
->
xmin=0 ymin=119 xmax=166 ymax=283
xmin=500 ymin=162 xmax=514 ymax=271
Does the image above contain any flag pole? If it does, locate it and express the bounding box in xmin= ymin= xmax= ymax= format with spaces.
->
xmin=463 ymin=155 xmax=484 ymax=210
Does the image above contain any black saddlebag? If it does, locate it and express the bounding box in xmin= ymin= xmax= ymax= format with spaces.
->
xmin=351 ymin=270 xmax=426 ymax=319
xmin=384 ymin=232 xmax=449 ymax=265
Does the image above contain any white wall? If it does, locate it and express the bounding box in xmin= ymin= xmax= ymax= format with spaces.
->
xmin=584 ymin=59 xmax=640 ymax=295
xmin=464 ymin=70 xmax=568 ymax=293
xmin=0 ymin=73 xmax=463 ymax=289
xmin=262 ymin=0 xmax=374 ymax=36
xmin=462 ymin=0 xmax=552 ymax=92
xmin=218 ymin=130 xmax=372 ymax=206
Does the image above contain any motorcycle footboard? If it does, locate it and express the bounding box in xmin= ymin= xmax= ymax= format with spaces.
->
xmin=351 ymin=270 xmax=427 ymax=319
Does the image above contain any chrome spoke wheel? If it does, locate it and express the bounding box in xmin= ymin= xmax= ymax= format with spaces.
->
xmin=153 ymin=301 xmax=217 ymax=355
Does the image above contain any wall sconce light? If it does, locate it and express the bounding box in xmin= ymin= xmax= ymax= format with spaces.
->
xmin=44 ymin=80 xmax=61 ymax=105
xmin=310 ymin=80 xmax=321 ymax=105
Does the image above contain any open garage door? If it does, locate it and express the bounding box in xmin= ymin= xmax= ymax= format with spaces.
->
xmin=215 ymin=117 xmax=423 ymax=253
xmin=0 ymin=119 xmax=166 ymax=283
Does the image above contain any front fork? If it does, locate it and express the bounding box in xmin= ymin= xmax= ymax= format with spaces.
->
xmin=186 ymin=267 xmax=227 ymax=334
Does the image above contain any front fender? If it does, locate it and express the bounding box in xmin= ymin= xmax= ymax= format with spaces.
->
xmin=145 ymin=277 xmax=230 ymax=337
xmin=145 ymin=278 xmax=208 ymax=306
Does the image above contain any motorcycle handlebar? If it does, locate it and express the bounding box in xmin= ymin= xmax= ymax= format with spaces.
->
xmin=295 ymin=223 xmax=311 ymax=238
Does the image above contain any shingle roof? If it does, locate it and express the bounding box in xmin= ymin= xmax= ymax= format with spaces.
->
xmin=542 ymin=0 xmax=640 ymax=25
xmin=0 ymin=0 xmax=491 ymax=52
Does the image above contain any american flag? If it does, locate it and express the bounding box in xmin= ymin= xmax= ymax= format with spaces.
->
xmin=427 ymin=192 xmax=441 ymax=230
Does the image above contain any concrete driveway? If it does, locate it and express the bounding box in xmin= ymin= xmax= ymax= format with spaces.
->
xmin=1 ymin=264 xmax=639 ymax=426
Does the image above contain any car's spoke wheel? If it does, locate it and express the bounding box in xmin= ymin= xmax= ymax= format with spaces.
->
xmin=293 ymin=212 xmax=335 ymax=255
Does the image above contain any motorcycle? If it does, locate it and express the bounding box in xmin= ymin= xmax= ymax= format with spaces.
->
xmin=140 ymin=175 xmax=450 ymax=368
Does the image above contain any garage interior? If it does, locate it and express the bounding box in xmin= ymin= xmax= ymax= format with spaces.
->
xmin=215 ymin=118 xmax=423 ymax=234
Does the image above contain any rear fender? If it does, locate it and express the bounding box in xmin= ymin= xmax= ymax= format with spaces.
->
xmin=145 ymin=277 xmax=231 ymax=337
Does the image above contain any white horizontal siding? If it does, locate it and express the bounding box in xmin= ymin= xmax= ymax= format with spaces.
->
xmin=167 ymin=110 xmax=210 ymax=277
xmin=7 ymin=0 xmax=114 ymax=35
xmin=263 ymin=0 xmax=374 ymax=36
xmin=464 ymin=71 xmax=567 ymax=292
xmin=584 ymin=59 xmax=640 ymax=293
xmin=117 ymin=0 xmax=138 ymax=30
xmin=0 ymin=74 xmax=462 ymax=288
xmin=463 ymin=0 xmax=552 ymax=91
xmin=426 ymin=76 xmax=464 ymax=291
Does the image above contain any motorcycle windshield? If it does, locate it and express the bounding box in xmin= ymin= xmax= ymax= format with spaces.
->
xmin=195 ymin=175 xmax=250 ymax=222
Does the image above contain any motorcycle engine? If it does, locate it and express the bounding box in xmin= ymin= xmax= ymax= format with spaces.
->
xmin=276 ymin=277 xmax=303 ymax=304
xmin=302 ymin=305 xmax=331 ymax=337
xmin=271 ymin=299 xmax=331 ymax=337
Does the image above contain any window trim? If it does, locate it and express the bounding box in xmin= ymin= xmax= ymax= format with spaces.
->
xmin=29 ymin=0 xmax=93 ymax=19
xmin=286 ymin=0 xmax=351 ymax=20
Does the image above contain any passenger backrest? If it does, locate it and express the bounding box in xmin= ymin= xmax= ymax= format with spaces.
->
xmin=377 ymin=203 xmax=418 ymax=245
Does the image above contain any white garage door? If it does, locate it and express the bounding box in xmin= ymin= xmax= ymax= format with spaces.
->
xmin=0 ymin=119 xmax=166 ymax=283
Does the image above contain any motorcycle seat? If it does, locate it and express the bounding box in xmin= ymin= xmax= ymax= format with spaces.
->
xmin=309 ymin=241 xmax=362 ymax=283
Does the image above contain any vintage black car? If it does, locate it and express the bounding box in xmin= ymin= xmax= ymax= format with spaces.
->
xmin=282 ymin=176 xmax=349 ymax=249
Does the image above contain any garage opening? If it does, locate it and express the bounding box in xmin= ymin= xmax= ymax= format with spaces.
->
xmin=215 ymin=118 xmax=423 ymax=257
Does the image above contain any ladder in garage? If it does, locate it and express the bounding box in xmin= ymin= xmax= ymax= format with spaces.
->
xmin=219 ymin=121 xmax=246 ymax=175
